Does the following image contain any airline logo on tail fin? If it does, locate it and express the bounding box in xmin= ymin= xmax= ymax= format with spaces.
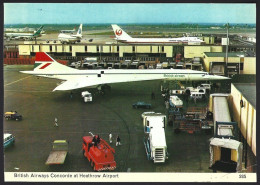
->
xmin=111 ymin=24 xmax=132 ymax=41
xmin=115 ymin=29 xmax=122 ymax=36
xmin=34 ymin=52 xmax=54 ymax=69
xmin=32 ymin=52 xmax=77 ymax=72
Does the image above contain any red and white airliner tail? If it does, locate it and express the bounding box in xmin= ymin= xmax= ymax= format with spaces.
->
xmin=21 ymin=52 xmax=229 ymax=92
xmin=32 ymin=52 xmax=77 ymax=73
xmin=111 ymin=24 xmax=132 ymax=41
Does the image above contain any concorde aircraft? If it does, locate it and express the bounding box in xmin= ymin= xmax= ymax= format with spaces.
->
xmin=58 ymin=24 xmax=82 ymax=44
xmin=4 ymin=26 xmax=44 ymax=40
xmin=111 ymin=24 xmax=204 ymax=44
xmin=20 ymin=52 xmax=229 ymax=91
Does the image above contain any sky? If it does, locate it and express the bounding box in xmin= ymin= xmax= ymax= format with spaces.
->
xmin=4 ymin=3 xmax=256 ymax=24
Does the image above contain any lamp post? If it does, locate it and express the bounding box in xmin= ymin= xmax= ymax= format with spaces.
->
xmin=225 ymin=23 xmax=229 ymax=76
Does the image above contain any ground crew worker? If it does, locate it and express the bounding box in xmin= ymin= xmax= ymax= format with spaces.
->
xmin=92 ymin=136 xmax=97 ymax=147
xmin=151 ymin=92 xmax=155 ymax=99
xmin=54 ymin=118 xmax=58 ymax=127
xmin=96 ymin=135 xmax=101 ymax=144
xmin=116 ymin=135 xmax=121 ymax=146
xmin=109 ymin=133 xmax=113 ymax=143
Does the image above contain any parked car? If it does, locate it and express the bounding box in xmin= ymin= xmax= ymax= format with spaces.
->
xmin=4 ymin=111 xmax=22 ymax=121
xmin=132 ymin=102 xmax=152 ymax=109
xmin=4 ymin=133 xmax=15 ymax=149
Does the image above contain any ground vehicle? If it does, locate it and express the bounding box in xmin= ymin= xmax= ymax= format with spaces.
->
xmin=82 ymin=133 xmax=116 ymax=171
xmin=162 ymin=62 xmax=168 ymax=69
xmin=81 ymin=91 xmax=92 ymax=102
xmin=143 ymin=114 xmax=168 ymax=163
xmin=4 ymin=111 xmax=22 ymax=121
xmin=190 ymin=91 xmax=205 ymax=100
xmin=45 ymin=140 xmax=68 ymax=165
xmin=169 ymin=96 xmax=183 ymax=108
xmin=197 ymin=83 xmax=211 ymax=93
xmin=133 ymin=102 xmax=152 ymax=109
xmin=141 ymin=112 xmax=162 ymax=119
xmin=156 ymin=63 xmax=162 ymax=69
xmin=209 ymin=94 xmax=242 ymax=172
xmin=69 ymin=61 xmax=81 ymax=68
xmin=4 ymin=133 xmax=15 ymax=149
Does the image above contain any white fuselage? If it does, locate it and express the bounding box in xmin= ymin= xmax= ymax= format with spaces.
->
xmin=30 ymin=69 xmax=226 ymax=83
xmin=5 ymin=32 xmax=37 ymax=40
xmin=58 ymin=33 xmax=81 ymax=43
xmin=117 ymin=37 xmax=204 ymax=44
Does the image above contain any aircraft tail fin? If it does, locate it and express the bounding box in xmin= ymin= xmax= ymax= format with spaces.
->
xmin=111 ymin=24 xmax=132 ymax=40
xmin=28 ymin=52 xmax=77 ymax=73
xmin=33 ymin=26 xmax=44 ymax=36
xmin=76 ymin=24 xmax=83 ymax=37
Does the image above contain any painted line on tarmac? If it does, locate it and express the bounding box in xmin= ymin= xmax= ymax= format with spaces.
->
xmin=4 ymin=76 xmax=32 ymax=87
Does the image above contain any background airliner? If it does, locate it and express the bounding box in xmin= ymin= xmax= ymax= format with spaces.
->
xmin=21 ymin=52 xmax=229 ymax=92
xmin=60 ymin=27 xmax=76 ymax=34
xmin=111 ymin=24 xmax=204 ymax=45
xmin=58 ymin=24 xmax=83 ymax=44
xmin=4 ymin=26 xmax=44 ymax=40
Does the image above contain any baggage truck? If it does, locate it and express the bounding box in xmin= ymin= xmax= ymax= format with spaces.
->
xmin=45 ymin=140 xmax=68 ymax=165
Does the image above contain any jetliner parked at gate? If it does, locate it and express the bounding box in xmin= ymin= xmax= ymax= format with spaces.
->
xmin=21 ymin=52 xmax=229 ymax=92
xmin=4 ymin=26 xmax=44 ymax=40
xmin=111 ymin=24 xmax=204 ymax=45
xmin=58 ymin=24 xmax=83 ymax=44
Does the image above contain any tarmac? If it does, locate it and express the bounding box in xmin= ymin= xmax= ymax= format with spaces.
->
xmin=4 ymin=65 xmax=220 ymax=172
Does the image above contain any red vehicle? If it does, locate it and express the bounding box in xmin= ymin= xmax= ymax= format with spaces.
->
xmin=82 ymin=133 xmax=116 ymax=171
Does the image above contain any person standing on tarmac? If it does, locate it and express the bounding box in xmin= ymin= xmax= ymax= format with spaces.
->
xmin=54 ymin=118 xmax=58 ymax=127
xmin=109 ymin=133 xmax=113 ymax=143
xmin=96 ymin=135 xmax=101 ymax=144
xmin=151 ymin=92 xmax=155 ymax=100
xmin=116 ymin=135 xmax=121 ymax=146
xmin=92 ymin=136 xmax=97 ymax=147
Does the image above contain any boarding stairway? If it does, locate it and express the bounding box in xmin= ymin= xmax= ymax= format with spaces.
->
xmin=154 ymin=148 xmax=165 ymax=163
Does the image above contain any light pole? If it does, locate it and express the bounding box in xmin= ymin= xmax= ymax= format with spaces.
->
xmin=225 ymin=23 xmax=229 ymax=76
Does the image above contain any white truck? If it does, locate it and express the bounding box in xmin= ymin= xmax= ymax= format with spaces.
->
xmin=81 ymin=91 xmax=92 ymax=102
xmin=45 ymin=140 xmax=68 ymax=165
xmin=156 ymin=63 xmax=162 ymax=69
xmin=169 ymin=95 xmax=183 ymax=108
xmin=197 ymin=83 xmax=211 ymax=93
xmin=143 ymin=114 xmax=168 ymax=163
xmin=186 ymin=87 xmax=206 ymax=100
xmin=162 ymin=62 xmax=168 ymax=69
